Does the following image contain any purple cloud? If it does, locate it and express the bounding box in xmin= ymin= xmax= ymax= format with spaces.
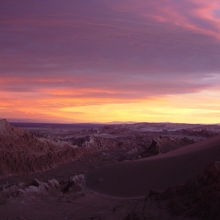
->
xmin=1 ymin=0 xmax=220 ymax=101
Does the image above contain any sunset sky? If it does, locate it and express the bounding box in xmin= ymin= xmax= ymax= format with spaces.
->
xmin=1 ymin=0 xmax=220 ymax=123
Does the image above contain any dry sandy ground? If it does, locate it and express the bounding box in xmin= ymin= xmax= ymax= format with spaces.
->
xmin=0 ymin=192 xmax=129 ymax=220
xmin=0 ymin=190 xmax=192 ymax=220
xmin=86 ymin=136 xmax=220 ymax=197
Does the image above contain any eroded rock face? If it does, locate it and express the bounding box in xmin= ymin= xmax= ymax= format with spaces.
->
xmin=82 ymin=134 xmax=195 ymax=161
xmin=0 ymin=120 xmax=79 ymax=176
xmin=0 ymin=119 xmax=26 ymax=136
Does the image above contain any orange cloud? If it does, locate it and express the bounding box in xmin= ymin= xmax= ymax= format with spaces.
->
xmin=1 ymin=86 xmax=220 ymax=123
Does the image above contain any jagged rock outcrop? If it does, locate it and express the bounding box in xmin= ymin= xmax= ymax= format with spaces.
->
xmin=0 ymin=174 xmax=85 ymax=204
xmin=0 ymin=119 xmax=27 ymax=136
xmin=0 ymin=120 xmax=79 ymax=176
xmin=140 ymin=139 xmax=160 ymax=157
xmin=82 ymin=134 xmax=195 ymax=161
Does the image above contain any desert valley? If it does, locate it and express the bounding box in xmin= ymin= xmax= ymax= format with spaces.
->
xmin=1 ymin=119 xmax=220 ymax=219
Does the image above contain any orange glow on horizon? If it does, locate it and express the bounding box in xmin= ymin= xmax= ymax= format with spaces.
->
xmin=1 ymin=88 xmax=220 ymax=124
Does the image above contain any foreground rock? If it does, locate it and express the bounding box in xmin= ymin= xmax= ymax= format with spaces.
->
xmin=0 ymin=174 xmax=85 ymax=205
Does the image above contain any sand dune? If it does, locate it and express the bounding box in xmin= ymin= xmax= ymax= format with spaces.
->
xmin=86 ymin=136 xmax=220 ymax=197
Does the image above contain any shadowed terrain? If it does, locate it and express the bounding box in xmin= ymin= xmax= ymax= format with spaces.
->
xmin=86 ymin=136 xmax=220 ymax=197
xmin=1 ymin=120 xmax=220 ymax=219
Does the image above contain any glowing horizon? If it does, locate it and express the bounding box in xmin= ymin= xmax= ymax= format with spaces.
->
xmin=1 ymin=0 xmax=220 ymax=124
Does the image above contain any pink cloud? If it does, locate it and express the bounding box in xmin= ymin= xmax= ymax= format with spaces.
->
xmin=1 ymin=0 xmax=220 ymax=122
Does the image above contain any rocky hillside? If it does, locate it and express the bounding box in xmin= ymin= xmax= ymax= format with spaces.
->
xmin=0 ymin=120 xmax=78 ymax=176
xmin=67 ymin=133 xmax=195 ymax=162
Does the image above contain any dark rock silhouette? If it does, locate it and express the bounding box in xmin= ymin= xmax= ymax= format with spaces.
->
xmin=147 ymin=161 xmax=220 ymax=220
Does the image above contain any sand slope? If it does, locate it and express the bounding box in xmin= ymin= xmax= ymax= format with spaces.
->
xmin=86 ymin=136 xmax=220 ymax=197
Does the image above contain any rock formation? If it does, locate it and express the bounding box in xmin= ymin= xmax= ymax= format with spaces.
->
xmin=0 ymin=120 xmax=78 ymax=176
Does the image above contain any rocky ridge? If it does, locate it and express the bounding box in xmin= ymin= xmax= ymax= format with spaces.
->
xmin=0 ymin=120 xmax=79 ymax=176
